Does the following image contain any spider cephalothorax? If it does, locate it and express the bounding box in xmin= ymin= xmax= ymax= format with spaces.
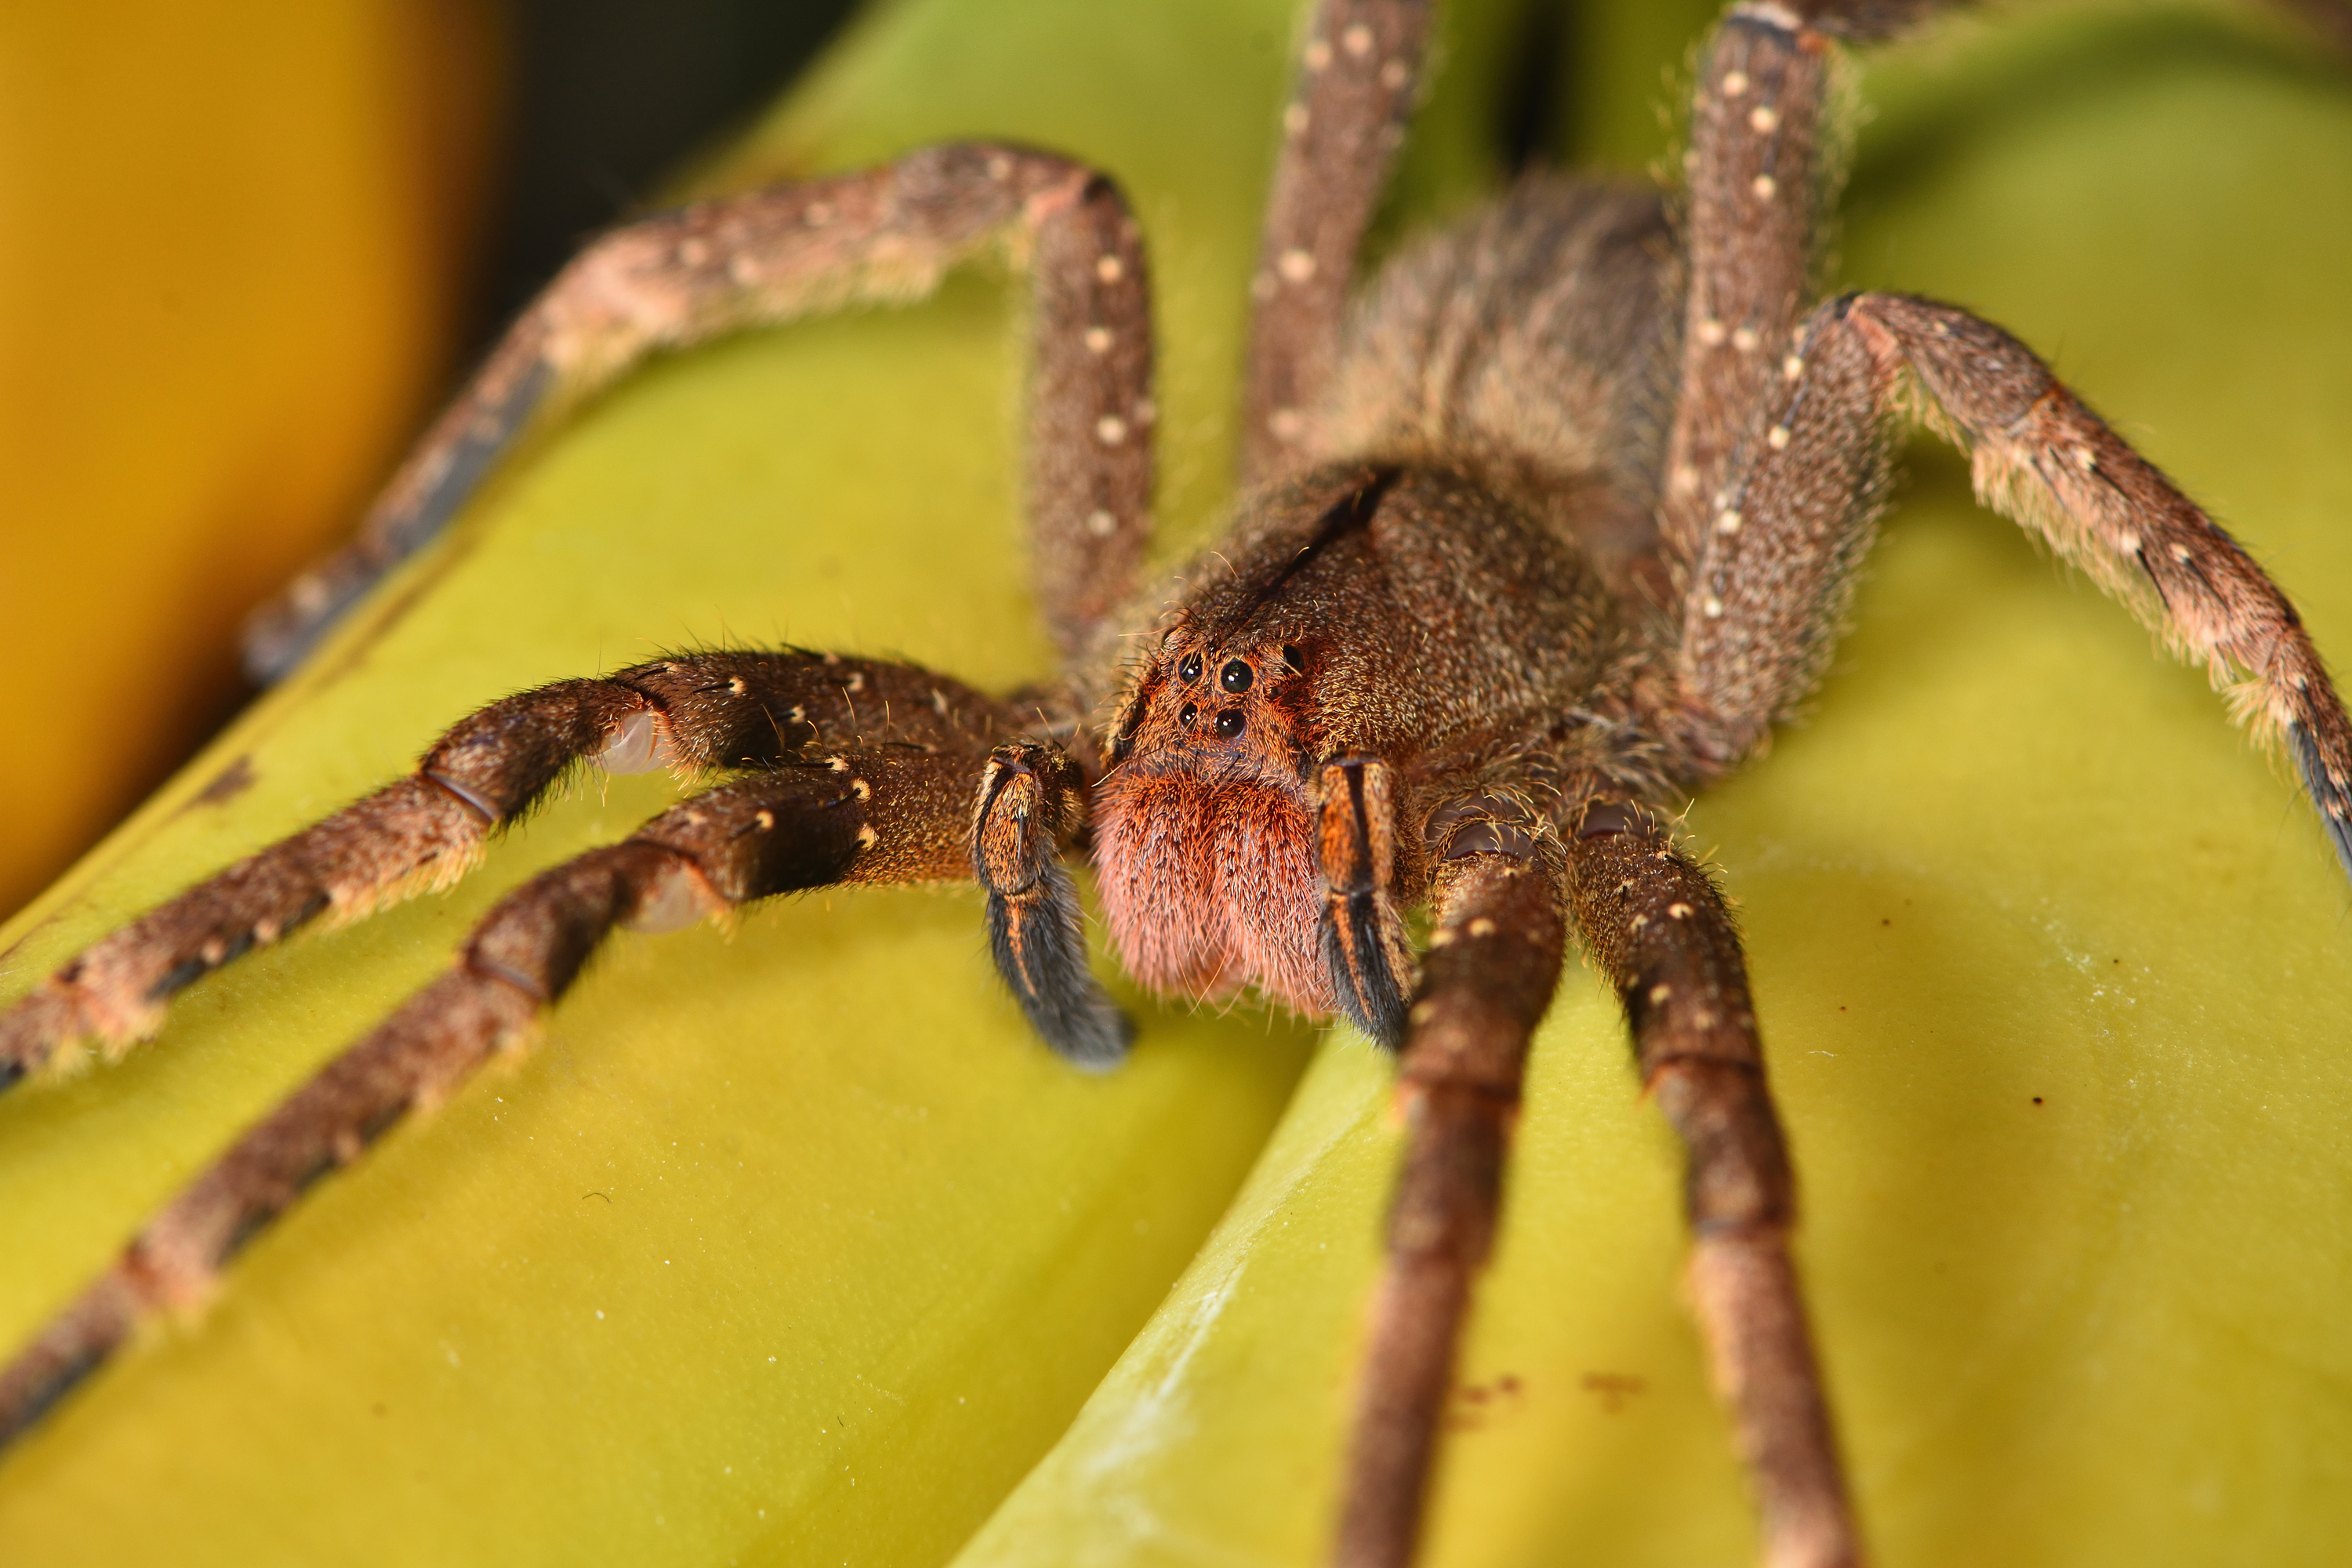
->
xmin=1098 ymin=463 xmax=1632 ymax=1033
xmin=4 ymin=2 xmax=2350 ymax=1565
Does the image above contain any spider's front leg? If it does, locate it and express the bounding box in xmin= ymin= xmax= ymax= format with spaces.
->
xmin=0 ymin=652 xmax=1006 ymax=1088
xmin=0 ymin=728 xmax=1112 ymax=1443
xmin=245 ymin=141 xmax=1155 ymax=678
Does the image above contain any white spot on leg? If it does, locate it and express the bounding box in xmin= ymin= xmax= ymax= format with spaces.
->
xmin=1095 ymin=415 xmax=1129 ymax=445
xmin=1467 ymin=917 xmax=1497 ymax=938
xmin=1095 ymin=254 xmax=1124 ymax=283
xmin=1703 ymin=596 xmax=1726 ymax=617
xmin=2074 ymin=446 xmax=2097 ymax=472
xmin=1269 ymin=408 xmax=1305 ymax=441
xmin=1087 ymin=509 xmax=1117 ymax=538
xmin=1278 ymin=248 xmax=1316 ymax=284
xmin=1749 ymin=106 xmax=1779 ymax=133
xmin=1697 ymin=318 xmax=1727 ymax=347
xmin=1751 ymin=174 xmax=1777 ymax=201
xmin=1649 ymin=983 xmax=1673 ymax=1005
xmin=1731 ymin=326 xmax=1759 ymax=353
xmin=1721 ymin=70 xmax=1750 ymax=96
xmin=1379 ymin=60 xmax=1409 ymax=89
xmin=1283 ymin=103 xmax=1309 ymax=135
xmin=1084 ymin=325 xmax=1112 ymax=354
xmin=1783 ymin=354 xmax=1805 ymax=381
xmin=1671 ymin=463 xmax=1700 ymax=495
xmin=1716 ymin=510 xmax=1743 ymax=535
xmin=1767 ymin=425 xmax=1791 ymax=450
xmin=1341 ymin=23 xmax=1373 ymax=56
xmin=1305 ymin=38 xmax=1332 ymax=71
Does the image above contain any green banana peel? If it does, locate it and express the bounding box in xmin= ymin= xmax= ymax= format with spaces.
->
xmin=0 ymin=5 xmax=2347 ymax=1568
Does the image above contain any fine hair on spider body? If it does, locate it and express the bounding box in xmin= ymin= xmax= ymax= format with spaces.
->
xmin=3 ymin=1 xmax=2351 ymax=1564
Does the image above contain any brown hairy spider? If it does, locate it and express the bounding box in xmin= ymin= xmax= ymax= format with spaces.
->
xmin=2 ymin=1 xmax=2349 ymax=1563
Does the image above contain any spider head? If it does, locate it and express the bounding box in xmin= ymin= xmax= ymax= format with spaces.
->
xmin=1105 ymin=626 xmax=1315 ymax=779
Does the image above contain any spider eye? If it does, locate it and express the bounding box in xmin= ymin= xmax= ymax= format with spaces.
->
xmin=1178 ymin=702 xmax=1197 ymax=728
xmin=1178 ymin=652 xmax=1203 ymax=682
xmin=1219 ymin=659 xmax=1254 ymax=694
xmin=1214 ymin=710 xmax=1246 ymax=739
xmin=1281 ymin=644 xmax=1306 ymax=674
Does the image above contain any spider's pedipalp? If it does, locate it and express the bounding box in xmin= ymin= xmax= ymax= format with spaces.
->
xmin=246 ymin=143 xmax=1158 ymax=684
xmin=974 ymin=742 xmax=1131 ymax=1067
xmin=1563 ymin=798 xmax=1854 ymax=1568
xmin=0 ymin=653 xmax=1009 ymax=1090
xmin=1338 ymin=833 xmax=1565 ymax=1568
xmin=1313 ymin=756 xmax=1417 ymax=1049
xmin=0 ymin=742 xmax=996 ymax=1447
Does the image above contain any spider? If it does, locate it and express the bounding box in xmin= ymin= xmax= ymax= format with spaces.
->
xmin=3 ymin=0 xmax=2350 ymax=1564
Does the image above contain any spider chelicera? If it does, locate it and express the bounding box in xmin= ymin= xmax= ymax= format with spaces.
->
xmin=3 ymin=1 xmax=2351 ymax=1564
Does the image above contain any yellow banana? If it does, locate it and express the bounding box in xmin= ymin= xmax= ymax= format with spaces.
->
xmin=0 ymin=0 xmax=501 ymax=922
xmin=2 ymin=2 xmax=2350 ymax=1566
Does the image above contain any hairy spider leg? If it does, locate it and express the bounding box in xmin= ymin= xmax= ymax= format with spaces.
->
xmin=1566 ymin=797 xmax=1853 ymax=1568
xmin=0 ymin=652 xmax=1016 ymax=1087
xmin=1336 ymin=827 xmax=1566 ymax=1568
xmin=1677 ymin=289 xmax=2352 ymax=874
xmin=1240 ymin=0 xmax=1432 ymax=488
xmin=0 ymin=742 xmax=1004 ymax=1445
xmin=245 ymin=143 xmax=1156 ymax=681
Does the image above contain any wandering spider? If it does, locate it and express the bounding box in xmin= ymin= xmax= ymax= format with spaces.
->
xmin=4 ymin=0 xmax=2351 ymax=1563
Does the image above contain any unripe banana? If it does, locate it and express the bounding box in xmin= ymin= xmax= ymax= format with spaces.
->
xmin=5 ymin=2 xmax=2352 ymax=1566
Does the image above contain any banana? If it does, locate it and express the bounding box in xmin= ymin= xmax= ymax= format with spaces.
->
xmin=0 ymin=0 xmax=501 ymax=923
xmin=4 ymin=2 xmax=2351 ymax=1566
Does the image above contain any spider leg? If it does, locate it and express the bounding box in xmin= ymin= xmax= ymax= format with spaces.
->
xmin=1334 ymin=815 xmax=1565 ymax=1568
xmin=243 ymin=143 xmax=1155 ymax=681
xmin=1675 ymin=290 xmax=2352 ymax=873
xmin=1660 ymin=2 xmax=1965 ymax=594
xmin=1563 ymin=797 xmax=1857 ymax=1568
xmin=0 ymin=743 xmax=1004 ymax=1446
xmin=0 ymin=652 xmax=1020 ymax=1087
xmin=1240 ymin=0 xmax=1432 ymax=488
